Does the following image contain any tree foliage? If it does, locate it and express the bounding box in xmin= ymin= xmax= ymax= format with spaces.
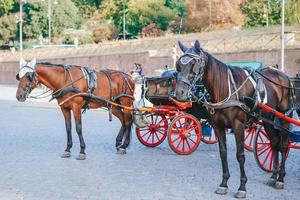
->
xmin=72 ymin=0 xmax=102 ymax=18
xmin=285 ymin=0 xmax=300 ymax=25
xmin=0 ymin=0 xmax=14 ymax=16
xmin=165 ymin=0 xmax=186 ymax=17
xmin=0 ymin=14 xmax=16 ymax=45
xmin=101 ymin=0 xmax=175 ymax=36
xmin=240 ymin=0 xmax=282 ymax=27
xmin=23 ymin=0 xmax=81 ymax=39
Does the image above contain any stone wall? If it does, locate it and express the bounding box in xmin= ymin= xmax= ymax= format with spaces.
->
xmin=1 ymin=48 xmax=299 ymax=85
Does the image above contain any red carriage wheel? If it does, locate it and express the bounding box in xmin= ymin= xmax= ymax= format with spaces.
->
xmin=201 ymin=122 xmax=218 ymax=144
xmin=253 ymin=126 xmax=290 ymax=173
xmin=244 ymin=125 xmax=257 ymax=151
xmin=168 ymin=114 xmax=201 ymax=155
xmin=136 ymin=114 xmax=168 ymax=147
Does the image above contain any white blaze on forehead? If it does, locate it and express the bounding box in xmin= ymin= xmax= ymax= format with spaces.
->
xmin=18 ymin=59 xmax=37 ymax=78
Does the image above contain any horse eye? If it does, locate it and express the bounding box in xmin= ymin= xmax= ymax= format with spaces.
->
xmin=16 ymin=74 xmax=20 ymax=81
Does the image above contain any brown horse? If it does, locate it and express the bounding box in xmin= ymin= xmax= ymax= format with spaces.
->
xmin=175 ymin=41 xmax=292 ymax=198
xmin=16 ymin=60 xmax=135 ymax=159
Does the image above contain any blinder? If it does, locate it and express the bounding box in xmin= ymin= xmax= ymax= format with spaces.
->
xmin=16 ymin=74 xmax=20 ymax=81
xmin=27 ymin=72 xmax=35 ymax=81
xmin=192 ymin=61 xmax=201 ymax=75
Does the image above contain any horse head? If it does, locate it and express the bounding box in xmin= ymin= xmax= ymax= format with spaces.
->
xmin=175 ymin=40 xmax=207 ymax=101
xmin=16 ymin=59 xmax=38 ymax=102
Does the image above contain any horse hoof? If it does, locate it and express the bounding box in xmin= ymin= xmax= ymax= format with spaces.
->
xmin=266 ymin=178 xmax=276 ymax=187
xmin=234 ymin=190 xmax=246 ymax=199
xmin=61 ymin=151 xmax=71 ymax=158
xmin=215 ymin=186 xmax=228 ymax=195
xmin=117 ymin=148 xmax=126 ymax=155
xmin=76 ymin=153 xmax=86 ymax=160
xmin=274 ymin=181 xmax=284 ymax=190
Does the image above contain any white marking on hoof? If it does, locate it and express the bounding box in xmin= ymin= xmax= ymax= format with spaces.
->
xmin=76 ymin=153 xmax=86 ymax=160
xmin=117 ymin=148 xmax=126 ymax=155
xmin=266 ymin=178 xmax=276 ymax=187
xmin=61 ymin=151 xmax=71 ymax=158
xmin=215 ymin=186 xmax=228 ymax=195
xmin=234 ymin=190 xmax=246 ymax=199
xmin=274 ymin=181 xmax=284 ymax=190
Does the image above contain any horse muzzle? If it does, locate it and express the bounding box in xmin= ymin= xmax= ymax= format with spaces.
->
xmin=16 ymin=92 xmax=28 ymax=102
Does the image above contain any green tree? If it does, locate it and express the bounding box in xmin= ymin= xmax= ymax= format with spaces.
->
xmin=0 ymin=0 xmax=14 ymax=16
xmin=240 ymin=0 xmax=281 ymax=27
xmin=101 ymin=0 xmax=175 ymax=36
xmin=23 ymin=0 xmax=81 ymax=39
xmin=0 ymin=14 xmax=16 ymax=45
xmin=285 ymin=0 xmax=300 ymax=25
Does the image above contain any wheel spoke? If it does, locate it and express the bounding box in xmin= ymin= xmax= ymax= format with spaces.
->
xmin=269 ymin=151 xmax=274 ymax=171
xmin=188 ymin=137 xmax=196 ymax=145
xmin=154 ymin=132 xmax=160 ymax=141
xmin=141 ymin=130 xmax=151 ymax=138
xmin=172 ymin=135 xmax=181 ymax=143
xmin=258 ymin=145 xmax=271 ymax=156
xmin=176 ymin=138 xmax=183 ymax=149
xmin=186 ymin=138 xmax=192 ymax=150
xmin=145 ymin=132 xmax=152 ymax=143
xmin=262 ymin=147 xmax=272 ymax=167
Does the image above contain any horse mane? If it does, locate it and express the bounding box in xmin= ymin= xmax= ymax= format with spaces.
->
xmin=37 ymin=62 xmax=81 ymax=68
xmin=204 ymin=52 xmax=230 ymax=102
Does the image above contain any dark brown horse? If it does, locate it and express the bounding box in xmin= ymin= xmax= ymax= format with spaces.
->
xmin=16 ymin=60 xmax=135 ymax=159
xmin=175 ymin=41 xmax=292 ymax=198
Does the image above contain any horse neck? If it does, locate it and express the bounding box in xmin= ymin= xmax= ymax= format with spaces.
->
xmin=36 ymin=64 xmax=66 ymax=90
xmin=203 ymin=54 xmax=229 ymax=103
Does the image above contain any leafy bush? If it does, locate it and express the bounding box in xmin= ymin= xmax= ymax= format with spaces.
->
xmin=92 ymin=23 xmax=118 ymax=43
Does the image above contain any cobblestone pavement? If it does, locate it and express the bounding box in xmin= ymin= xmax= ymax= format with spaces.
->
xmin=1 ymin=98 xmax=300 ymax=200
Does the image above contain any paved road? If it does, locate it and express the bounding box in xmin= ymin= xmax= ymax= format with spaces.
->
xmin=0 ymin=99 xmax=300 ymax=200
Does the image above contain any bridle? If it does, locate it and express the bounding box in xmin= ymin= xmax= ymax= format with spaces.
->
xmin=16 ymin=62 xmax=39 ymax=96
xmin=176 ymin=50 xmax=206 ymax=96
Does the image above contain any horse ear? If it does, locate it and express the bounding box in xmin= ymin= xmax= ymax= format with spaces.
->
xmin=178 ymin=41 xmax=188 ymax=53
xmin=20 ymin=58 xmax=27 ymax=68
xmin=28 ymin=58 xmax=37 ymax=69
xmin=194 ymin=40 xmax=201 ymax=53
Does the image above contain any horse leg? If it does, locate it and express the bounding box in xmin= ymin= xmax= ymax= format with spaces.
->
xmin=264 ymin=123 xmax=280 ymax=187
xmin=60 ymin=107 xmax=72 ymax=158
xmin=117 ymin=111 xmax=133 ymax=154
xmin=214 ymin=126 xmax=230 ymax=195
xmin=72 ymin=105 xmax=86 ymax=160
xmin=112 ymin=107 xmax=127 ymax=153
xmin=275 ymin=128 xmax=289 ymax=190
xmin=232 ymin=121 xmax=247 ymax=199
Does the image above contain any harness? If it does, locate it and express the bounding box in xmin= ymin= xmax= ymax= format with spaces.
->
xmin=177 ymin=50 xmax=267 ymax=115
xmin=81 ymin=67 xmax=98 ymax=113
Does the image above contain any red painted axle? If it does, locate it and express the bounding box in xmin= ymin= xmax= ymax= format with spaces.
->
xmin=258 ymin=103 xmax=300 ymax=126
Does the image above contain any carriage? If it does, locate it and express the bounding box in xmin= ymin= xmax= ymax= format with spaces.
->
xmin=135 ymin=71 xmax=217 ymax=155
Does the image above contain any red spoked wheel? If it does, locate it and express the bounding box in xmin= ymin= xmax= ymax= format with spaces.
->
xmin=254 ymin=126 xmax=290 ymax=173
xmin=244 ymin=125 xmax=257 ymax=151
xmin=168 ymin=114 xmax=201 ymax=155
xmin=136 ymin=114 xmax=168 ymax=147
xmin=200 ymin=122 xmax=218 ymax=144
